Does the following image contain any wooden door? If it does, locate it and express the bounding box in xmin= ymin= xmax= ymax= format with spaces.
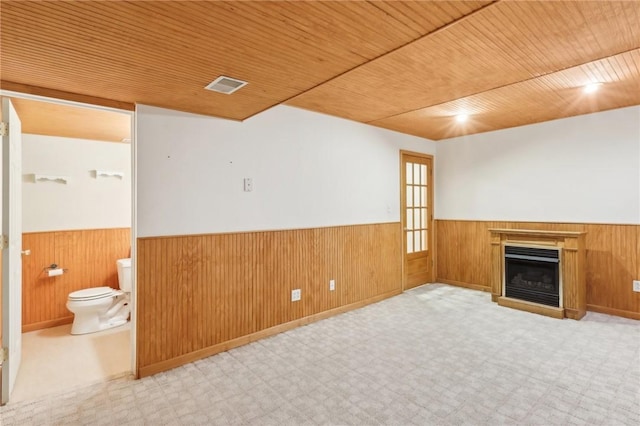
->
xmin=401 ymin=152 xmax=434 ymax=289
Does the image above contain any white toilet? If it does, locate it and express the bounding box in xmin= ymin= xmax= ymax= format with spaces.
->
xmin=66 ymin=258 xmax=132 ymax=335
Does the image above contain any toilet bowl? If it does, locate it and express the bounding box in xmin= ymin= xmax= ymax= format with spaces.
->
xmin=66 ymin=258 xmax=132 ymax=335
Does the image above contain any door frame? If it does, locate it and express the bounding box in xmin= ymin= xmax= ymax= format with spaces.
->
xmin=400 ymin=150 xmax=435 ymax=290
xmin=0 ymin=89 xmax=138 ymax=383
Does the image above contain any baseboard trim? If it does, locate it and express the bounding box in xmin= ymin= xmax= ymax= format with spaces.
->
xmin=436 ymin=278 xmax=490 ymax=292
xmin=22 ymin=316 xmax=74 ymax=333
xmin=587 ymin=304 xmax=640 ymax=320
xmin=138 ymin=288 xmax=402 ymax=378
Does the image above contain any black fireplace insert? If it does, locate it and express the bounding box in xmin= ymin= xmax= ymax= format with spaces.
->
xmin=504 ymin=245 xmax=560 ymax=307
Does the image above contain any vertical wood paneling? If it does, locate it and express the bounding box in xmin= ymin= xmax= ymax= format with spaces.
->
xmin=584 ymin=224 xmax=639 ymax=314
xmin=22 ymin=231 xmax=55 ymax=329
xmin=21 ymin=228 xmax=131 ymax=331
xmin=436 ymin=220 xmax=640 ymax=318
xmin=435 ymin=220 xmax=492 ymax=289
xmin=136 ymin=223 xmax=402 ymax=375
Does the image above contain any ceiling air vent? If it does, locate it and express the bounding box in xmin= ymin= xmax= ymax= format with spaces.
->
xmin=204 ymin=76 xmax=248 ymax=94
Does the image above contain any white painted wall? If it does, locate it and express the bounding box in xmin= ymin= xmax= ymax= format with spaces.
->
xmin=435 ymin=106 xmax=640 ymax=224
xmin=136 ymin=104 xmax=435 ymax=237
xmin=22 ymin=134 xmax=131 ymax=232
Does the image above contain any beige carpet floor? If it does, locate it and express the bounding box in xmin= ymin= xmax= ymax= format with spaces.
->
xmin=1 ymin=284 xmax=638 ymax=425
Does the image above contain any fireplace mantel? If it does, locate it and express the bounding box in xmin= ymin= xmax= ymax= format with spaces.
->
xmin=489 ymin=228 xmax=586 ymax=320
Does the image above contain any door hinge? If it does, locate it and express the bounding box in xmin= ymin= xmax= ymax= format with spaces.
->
xmin=0 ymin=347 xmax=7 ymax=363
xmin=0 ymin=122 xmax=7 ymax=137
xmin=0 ymin=235 xmax=8 ymax=250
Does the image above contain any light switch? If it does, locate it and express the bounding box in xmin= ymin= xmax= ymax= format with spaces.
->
xmin=244 ymin=178 xmax=253 ymax=192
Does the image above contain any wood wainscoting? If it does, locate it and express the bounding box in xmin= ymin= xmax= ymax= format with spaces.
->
xmin=136 ymin=222 xmax=402 ymax=377
xmin=22 ymin=228 xmax=131 ymax=332
xmin=436 ymin=220 xmax=640 ymax=319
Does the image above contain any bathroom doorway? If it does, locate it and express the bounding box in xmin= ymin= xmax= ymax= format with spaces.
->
xmin=0 ymin=93 xmax=136 ymax=404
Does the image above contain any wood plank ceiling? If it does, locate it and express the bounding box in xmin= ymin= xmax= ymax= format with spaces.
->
xmin=1 ymin=1 xmax=639 ymax=140
xmin=11 ymin=98 xmax=131 ymax=143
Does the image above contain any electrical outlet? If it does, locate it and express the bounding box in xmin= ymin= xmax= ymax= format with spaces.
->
xmin=329 ymin=279 xmax=335 ymax=291
xmin=243 ymin=178 xmax=253 ymax=192
xmin=291 ymin=288 xmax=301 ymax=301
xmin=633 ymin=280 xmax=640 ymax=293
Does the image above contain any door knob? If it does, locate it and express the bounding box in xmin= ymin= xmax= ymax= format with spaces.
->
xmin=21 ymin=249 xmax=31 ymax=256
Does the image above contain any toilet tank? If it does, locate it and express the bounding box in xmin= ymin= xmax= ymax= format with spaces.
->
xmin=116 ymin=258 xmax=132 ymax=292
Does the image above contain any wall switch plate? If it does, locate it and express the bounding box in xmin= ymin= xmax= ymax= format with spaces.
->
xmin=633 ymin=280 xmax=640 ymax=292
xmin=329 ymin=279 xmax=335 ymax=291
xmin=291 ymin=289 xmax=301 ymax=301
xmin=243 ymin=178 xmax=253 ymax=192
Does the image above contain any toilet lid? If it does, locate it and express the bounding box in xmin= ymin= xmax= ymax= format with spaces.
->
xmin=68 ymin=286 xmax=114 ymax=301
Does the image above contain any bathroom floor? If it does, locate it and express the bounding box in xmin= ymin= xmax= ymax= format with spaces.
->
xmin=10 ymin=321 xmax=131 ymax=403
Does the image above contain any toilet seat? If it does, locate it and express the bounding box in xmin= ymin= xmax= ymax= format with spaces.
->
xmin=68 ymin=286 xmax=115 ymax=301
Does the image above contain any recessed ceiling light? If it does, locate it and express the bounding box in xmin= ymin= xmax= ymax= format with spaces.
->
xmin=455 ymin=113 xmax=469 ymax=123
xmin=205 ymin=76 xmax=248 ymax=94
xmin=583 ymin=82 xmax=602 ymax=94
